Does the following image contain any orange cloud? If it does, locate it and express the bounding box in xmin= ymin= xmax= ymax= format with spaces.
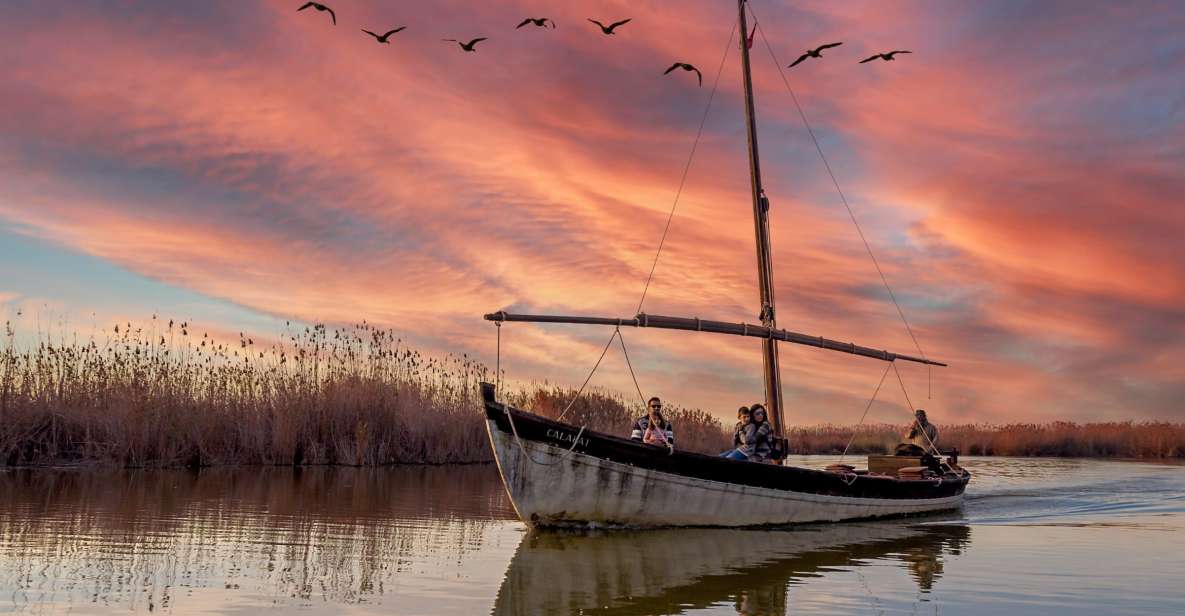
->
xmin=1 ymin=1 xmax=1183 ymax=422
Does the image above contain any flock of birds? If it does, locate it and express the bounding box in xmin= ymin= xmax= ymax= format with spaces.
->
xmin=297 ymin=2 xmax=912 ymax=87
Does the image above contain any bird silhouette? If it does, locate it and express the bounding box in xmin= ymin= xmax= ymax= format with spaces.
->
xmin=516 ymin=17 xmax=555 ymax=29
xmin=296 ymin=2 xmax=335 ymax=25
xmin=361 ymin=27 xmax=406 ymax=43
xmin=663 ymin=62 xmax=703 ymax=87
xmin=588 ymin=18 xmax=631 ymax=35
xmin=788 ymin=42 xmax=843 ymax=68
xmin=859 ymin=50 xmax=911 ymax=63
xmin=444 ymin=37 xmax=488 ymax=52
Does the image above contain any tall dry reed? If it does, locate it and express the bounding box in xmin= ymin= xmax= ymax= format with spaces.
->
xmin=0 ymin=319 xmax=493 ymax=466
xmin=0 ymin=318 xmax=729 ymax=467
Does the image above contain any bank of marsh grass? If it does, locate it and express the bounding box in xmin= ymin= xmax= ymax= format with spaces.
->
xmin=0 ymin=319 xmax=730 ymax=466
xmin=1 ymin=319 xmax=1181 ymax=467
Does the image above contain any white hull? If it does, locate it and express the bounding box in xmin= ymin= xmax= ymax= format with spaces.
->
xmin=487 ymin=419 xmax=964 ymax=527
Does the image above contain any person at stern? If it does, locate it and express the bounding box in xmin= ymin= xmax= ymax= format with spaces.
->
xmin=895 ymin=408 xmax=939 ymax=455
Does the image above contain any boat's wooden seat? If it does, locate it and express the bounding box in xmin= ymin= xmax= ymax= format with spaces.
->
xmin=868 ymin=455 xmax=924 ymax=474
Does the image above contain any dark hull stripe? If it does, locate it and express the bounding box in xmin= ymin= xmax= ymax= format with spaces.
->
xmin=481 ymin=383 xmax=969 ymax=501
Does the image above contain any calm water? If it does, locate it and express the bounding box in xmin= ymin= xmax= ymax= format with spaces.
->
xmin=1 ymin=457 xmax=1182 ymax=615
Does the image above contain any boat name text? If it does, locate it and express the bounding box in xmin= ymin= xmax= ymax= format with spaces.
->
xmin=546 ymin=429 xmax=589 ymax=448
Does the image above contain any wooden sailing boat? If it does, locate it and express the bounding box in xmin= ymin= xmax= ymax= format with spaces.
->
xmin=480 ymin=0 xmax=970 ymax=527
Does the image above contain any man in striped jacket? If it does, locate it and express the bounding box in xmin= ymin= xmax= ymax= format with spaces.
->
xmin=630 ymin=396 xmax=675 ymax=447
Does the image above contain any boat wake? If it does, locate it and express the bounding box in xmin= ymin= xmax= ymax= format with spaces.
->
xmin=955 ymin=458 xmax=1184 ymax=526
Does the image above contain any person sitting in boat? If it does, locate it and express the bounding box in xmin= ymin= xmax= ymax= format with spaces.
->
xmin=895 ymin=409 xmax=939 ymax=456
xmin=746 ymin=404 xmax=775 ymax=463
xmin=720 ymin=406 xmax=752 ymax=460
xmin=631 ymin=397 xmax=675 ymax=448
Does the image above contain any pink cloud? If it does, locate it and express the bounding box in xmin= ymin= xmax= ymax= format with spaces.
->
xmin=1 ymin=1 xmax=1182 ymax=422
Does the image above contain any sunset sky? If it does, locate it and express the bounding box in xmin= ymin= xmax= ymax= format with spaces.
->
xmin=2 ymin=0 xmax=1183 ymax=425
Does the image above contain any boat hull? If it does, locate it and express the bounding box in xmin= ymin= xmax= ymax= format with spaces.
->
xmin=483 ymin=384 xmax=969 ymax=527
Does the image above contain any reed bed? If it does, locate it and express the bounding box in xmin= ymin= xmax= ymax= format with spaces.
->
xmin=0 ymin=320 xmax=494 ymax=466
xmin=792 ymin=421 xmax=1185 ymax=458
xmin=2 ymin=318 xmax=1181 ymax=466
xmin=0 ymin=319 xmax=728 ymax=467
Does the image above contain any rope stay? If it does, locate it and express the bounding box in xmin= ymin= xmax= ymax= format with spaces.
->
xmin=495 ymin=321 xmax=502 ymax=400
xmin=616 ymin=329 xmax=649 ymax=409
xmin=556 ymin=327 xmax=621 ymax=421
xmin=746 ymin=6 xmax=930 ymax=367
xmin=503 ymin=401 xmax=587 ymax=467
xmin=840 ymin=361 xmax=893 ymax=460
xmin=891 ymin=362 xmax=955 ymax=474
xmin=635 ymin=18 xmax=738 ymax=315
xmin=497 ymin=20 xmax=740 ymax=433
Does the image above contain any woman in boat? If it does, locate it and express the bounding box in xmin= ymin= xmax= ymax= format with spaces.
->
xmin=631 ymin=397 xmax=675 ymax=448
xmin=720 ymin=406 xmax=753 ymax=460
xmin=747 ymin=404 xmax=774 ymax=463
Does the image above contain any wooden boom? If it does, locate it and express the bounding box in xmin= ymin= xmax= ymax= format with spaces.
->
xmin=484 ymin=311 xmax=946 ymax=367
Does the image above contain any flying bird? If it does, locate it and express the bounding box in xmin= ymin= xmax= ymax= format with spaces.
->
xmin=444 ymin=37 xmax=488 ymax=52
xmin=663 ymin=62 xmax=702 ymax=87
xmin=296 ymin=2 xmax=335 ymax=25
xmin=516 ymin=17 xmax=555 ymax=29
xmin=788 ymin=42 xmax=843 ymax=68
xmin=361 ymin=27 xmax=406 ymax=43
xmin=859 ymin=50 xmax=912 ymax=63
xmin=588 ymin=18 xmax=631 ymax=35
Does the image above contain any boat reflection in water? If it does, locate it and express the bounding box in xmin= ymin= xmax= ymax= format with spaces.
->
xmin=492 ymin=519 xmax=970 ymax=615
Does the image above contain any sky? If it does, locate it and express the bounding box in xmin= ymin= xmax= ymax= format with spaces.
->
xmin=2 ymin=0 xmax=1183 ymax=425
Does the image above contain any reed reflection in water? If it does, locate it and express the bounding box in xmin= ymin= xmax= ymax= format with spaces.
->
xmin=0 ymin=466 xmax=520 ymax=614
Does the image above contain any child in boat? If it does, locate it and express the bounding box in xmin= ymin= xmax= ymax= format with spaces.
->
xmin=631 ymin=397 xmax=675 ymax=448
xmin=720 ymin=407 xmax=752 ymax=460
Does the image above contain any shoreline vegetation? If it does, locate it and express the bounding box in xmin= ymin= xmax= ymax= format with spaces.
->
xmin=2 ymin=320 xmax=1182 ymax=468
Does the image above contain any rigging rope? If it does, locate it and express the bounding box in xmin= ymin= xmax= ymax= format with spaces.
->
xmin=616 ymin=329 xmax=649 ymax=409
xmin=495 ymin=321 xmax=502 ymax=400
xmin=841 ymin=361 xmax=893 ymax=460
xmin=635 ymin=19 xmax=738 ymax=315
xmin=503 ymin=401 xmax=587 ymax=467
xmin=891 ymin=361 xmax=954 ymax=475
xmin=524 ymin=18 xmax=740 ymax=426
xmin=501 ymin=21 xmax=740 ymax=427
xmin=493 ymin=312 xmax=594 ymax=466
xmin=747 ymin=7 xmax=930 ymax=369
xmin=556 ymin=328 xmax=621 ymax=421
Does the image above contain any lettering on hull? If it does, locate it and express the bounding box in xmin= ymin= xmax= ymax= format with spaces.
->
xmin=546 ymin=428 xmax=590 ymax=449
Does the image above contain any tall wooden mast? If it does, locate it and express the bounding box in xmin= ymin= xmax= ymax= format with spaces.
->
xmin=736 ymin=0 xmax=786 ymax=438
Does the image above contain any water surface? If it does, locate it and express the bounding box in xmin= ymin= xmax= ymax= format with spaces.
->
xmin=1 ymin=457 xmax=1182 ymax=615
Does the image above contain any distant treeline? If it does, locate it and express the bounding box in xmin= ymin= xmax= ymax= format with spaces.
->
xmin=791 ymin=422 xmax=1185 ymax=459
xmin=1 ymin=321 xmax=1182 ymax=467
